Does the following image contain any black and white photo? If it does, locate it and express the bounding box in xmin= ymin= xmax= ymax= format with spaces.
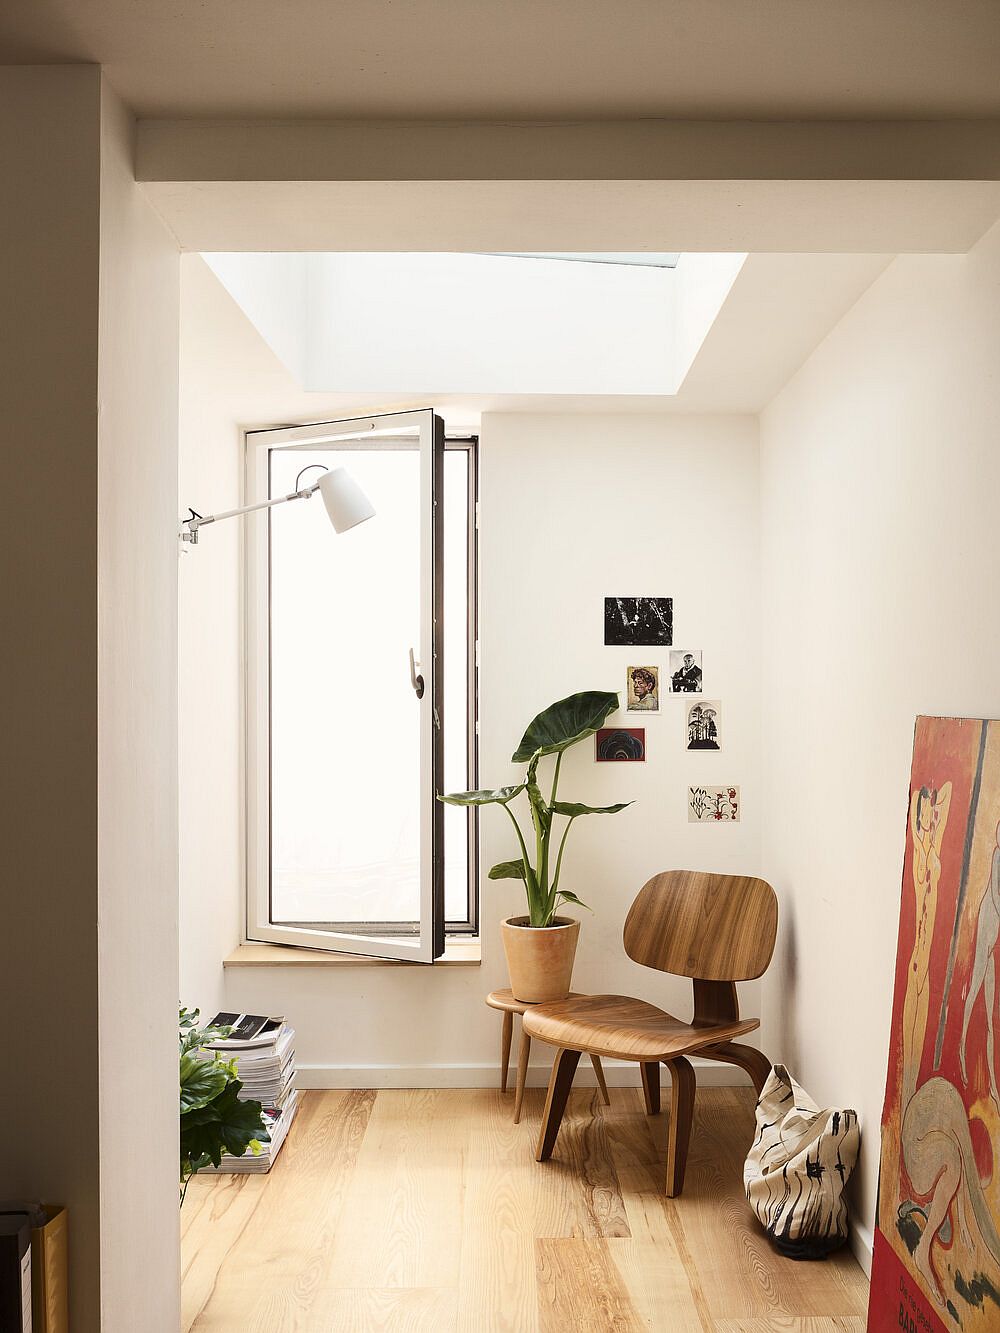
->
xmin=603 ymin=597 xmax=672 ymax=646
xmin=669 ymin=649 xmax=703 ymax=693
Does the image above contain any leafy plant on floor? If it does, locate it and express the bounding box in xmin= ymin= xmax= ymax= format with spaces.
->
xmin=440 ymin=691 xmax=632 ymax=927
xmin=179 ymin=1006 xmax=270 ymax=1205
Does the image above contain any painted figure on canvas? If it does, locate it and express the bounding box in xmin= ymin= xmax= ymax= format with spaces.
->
xmin=869 ymin=717 xmax=1000 ymax=1333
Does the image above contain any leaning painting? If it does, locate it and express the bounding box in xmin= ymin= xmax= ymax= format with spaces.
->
xmin=869 ymin=716 xmax=1000 ymax=1332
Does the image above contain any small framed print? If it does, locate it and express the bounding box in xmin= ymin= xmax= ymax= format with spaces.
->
xmin=596 ymin=727 xmax=646 ymax=762
xmin=604 ymin=597 xmax=672 ymax=646
xmin=686 ymin=699 xmax=721 ymax=751
xmin=668 ymin=650 xmax=703 ymax=693
xmin=689 ymin=786 xmax=740 ymax=822
xmin=626 ymin=665 xmax=660 ymax=713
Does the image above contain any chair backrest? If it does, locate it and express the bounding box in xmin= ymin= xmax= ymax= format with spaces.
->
xmin=623 ymin=870 xmax=778 ymax=982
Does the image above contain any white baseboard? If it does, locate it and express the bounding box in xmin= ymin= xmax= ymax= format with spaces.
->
xmin=849 ymin=1216 xmax=874 ymax=1278
xmin=297 ymin=1059 xmax=751 ymax=1090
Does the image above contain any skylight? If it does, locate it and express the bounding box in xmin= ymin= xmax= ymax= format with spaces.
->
xmin=493 ymin=253 xmax=681 ymax=268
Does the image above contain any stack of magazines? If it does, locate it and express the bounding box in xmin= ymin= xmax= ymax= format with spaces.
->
xmin=203 ymin=1013 xmax=299 ymax=1173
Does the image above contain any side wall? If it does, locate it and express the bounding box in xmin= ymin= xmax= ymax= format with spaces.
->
xmin=759 ymin=219 xmax=1000 ymax=1267
xmin=97 ymin=84 xmax=181 ymax=1330
xmin=0 ymin=65 xmax=104 ymax=1331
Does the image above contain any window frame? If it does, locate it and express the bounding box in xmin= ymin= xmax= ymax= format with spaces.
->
xmin=243 ymin=412 xmax=479 ymax=960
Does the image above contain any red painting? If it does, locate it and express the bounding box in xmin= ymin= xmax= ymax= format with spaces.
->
xmin=869 ymin=717 xmax=1000 ymax=1332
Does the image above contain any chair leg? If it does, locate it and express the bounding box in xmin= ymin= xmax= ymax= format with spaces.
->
xmin=663 ymin=1056 xmax=696 ymax=1197
xmin=499 ymin=1009 xmax=513 ymax=1093
xmin=641 ymin=1061 xmax=661 ymax=1115
xmin=591 ymin=1053 xmax=611 ymax=1106
xmin=513 ymin=1030 xmax=531 ymax=1124
xmin=535 ymin=1047 xmax=582 ymax=1161
xmin=699 ymin=1041 xmax=772 ymax=1095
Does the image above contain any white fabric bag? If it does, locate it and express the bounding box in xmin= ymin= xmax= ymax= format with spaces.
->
xmin=744 ymin=1063 xmax=860 ymax=1258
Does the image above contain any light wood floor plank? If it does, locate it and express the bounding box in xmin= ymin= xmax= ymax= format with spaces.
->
xmin=312 ymin=1286 xmax=458 ymax=1332
xmin=536 ymin=1237 xmax=646 ymax=1332
xmin=324 ymin=1089 xmax=474 ymax=1289
xmin=715 ymin=1320 xmax=867 ymax=1332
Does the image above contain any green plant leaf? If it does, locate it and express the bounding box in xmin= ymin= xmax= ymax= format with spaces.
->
xmin=488 ymin=859 xmax=527 ymax=880
xmin=179 ymin=1053 xmax=228 ymax=1113
xmin=556 ymin=889 xmax=593 ymax=913
xmin=438 ymin=783 xmax=525 ymax=806
xmin=180 ymin=1079 xmax=270 ymax=1170
xmin=512 ymin=691 xmax=619 ymax=762
xmin=550 ymin=800 xmax=632 ymax=817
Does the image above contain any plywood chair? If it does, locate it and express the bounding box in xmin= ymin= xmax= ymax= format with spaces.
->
xmin=521 ymin=870 xmax=778 ymax=1196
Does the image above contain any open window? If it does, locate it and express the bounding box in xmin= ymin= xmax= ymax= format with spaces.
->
xmin=245 ymin=409 xmax=478 ymax=962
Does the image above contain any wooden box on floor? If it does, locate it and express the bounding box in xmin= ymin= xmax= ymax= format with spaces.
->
xmin=31 ymin=1207 xmax=68 ymax=1333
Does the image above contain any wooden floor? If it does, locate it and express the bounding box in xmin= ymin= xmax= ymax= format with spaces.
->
xmin=181 ymin=1086 xmax=869 ymax=1332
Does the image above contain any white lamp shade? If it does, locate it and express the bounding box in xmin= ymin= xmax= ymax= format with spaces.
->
xmin=318 ymin=467 xmax=376 ymax=533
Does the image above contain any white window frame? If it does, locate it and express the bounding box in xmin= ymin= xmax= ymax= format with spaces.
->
xmin=244 ymin=409 xmax=444 ymax=962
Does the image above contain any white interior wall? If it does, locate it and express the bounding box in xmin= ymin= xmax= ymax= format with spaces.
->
xmin=759 ymin=218 xmax=1000 ymax=1270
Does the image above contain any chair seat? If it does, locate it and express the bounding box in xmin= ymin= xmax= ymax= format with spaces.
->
xmin=522 ymin=993 xmax=759 ymax=1062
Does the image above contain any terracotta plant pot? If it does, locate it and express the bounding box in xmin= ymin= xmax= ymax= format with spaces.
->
xmin=501 ymin=915 xmax=581 ymax=1003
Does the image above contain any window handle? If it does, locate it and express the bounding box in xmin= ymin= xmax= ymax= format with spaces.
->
xmin=409 ymin=647 xmax=425 ymax=700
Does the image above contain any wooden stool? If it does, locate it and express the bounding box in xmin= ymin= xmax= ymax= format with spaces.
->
xmin=486 ymin=988 xmax=611 ymax=1124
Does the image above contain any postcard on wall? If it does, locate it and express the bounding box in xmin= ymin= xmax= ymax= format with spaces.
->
xmin=604 ymin=597 xmax=673 ymax=646
xmin=668 ymin=649 xmax=703 ymax=693
xmin=626 ymin=665 xmax=660 ymax=712
xmin=595 ymin=727 xmax=646 ymax=762
xmin=686 ymin=700 xmax=721 ymax=751
xmin=688 ymin=786 xmax=740 ymax=822
xmin=867 ymin=716 xmax=1000 ymax=1333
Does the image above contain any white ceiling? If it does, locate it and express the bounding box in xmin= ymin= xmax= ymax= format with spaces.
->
xmin=2 ymin=0 xmax=999 ymax=120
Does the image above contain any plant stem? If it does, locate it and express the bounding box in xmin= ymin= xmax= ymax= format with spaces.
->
xmin=549 ymin=751 xmax=562 ymax=806
xmin=502 ymin=802 xmax=541 ymax=920
xmin=551 ymin=815 xmax=577 ymax=903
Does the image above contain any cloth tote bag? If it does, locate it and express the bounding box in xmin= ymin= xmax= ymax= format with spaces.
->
xmin=744 ymin=1063 xmax=860 ymax=1258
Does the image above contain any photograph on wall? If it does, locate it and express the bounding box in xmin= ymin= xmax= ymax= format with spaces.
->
xmin=595 ymin=727 xmax=646 ymax=762
xmin=688 ymin=786 xmax=740 ymax=822
xmin=868 ymin=716 xmax=1000 ymax=1333
xmin=669 ymin=649 xmax=703 ymax=693
xmin=604 ymin=597 xmax=673 ymax=647
xmin=626 ymin=665 xmax=660 ymax=712
xmin=686 ymin=700 xmax=721 ymax=751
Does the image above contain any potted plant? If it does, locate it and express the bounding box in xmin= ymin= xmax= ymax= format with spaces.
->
xmin=179 ymin=1006 xmax=270 ymax=1204
xmin=441 ymin=691 xmax=631 ymax=1001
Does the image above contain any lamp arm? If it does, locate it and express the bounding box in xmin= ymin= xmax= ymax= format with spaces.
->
xmin=180 ymin=483 xmax=321 ymax=544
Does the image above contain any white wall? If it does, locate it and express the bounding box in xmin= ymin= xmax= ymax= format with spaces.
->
xmin=97 ymin=83 xmax=181 ymax=1331
xmin=759 ymin=219 xmax=1000 ymax=1268
xmin=214 ymin=409 xmax=763 ymax=1083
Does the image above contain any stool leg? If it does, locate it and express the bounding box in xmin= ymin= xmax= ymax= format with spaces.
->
xmin=513 ymin=1029 xmax=531 ymax=1124
xmin=591 ymin=1053 xmax=611 ymax=1106
xmin=499 ymin=1009 xmax=513 ymax=1093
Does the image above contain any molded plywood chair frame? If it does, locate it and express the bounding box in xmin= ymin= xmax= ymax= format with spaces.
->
xmin=522 ymin=869 xmax=778 ymax=1196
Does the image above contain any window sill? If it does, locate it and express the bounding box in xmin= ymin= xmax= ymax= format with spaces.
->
xmin=224 ymin=939 xmax=482 ymax=968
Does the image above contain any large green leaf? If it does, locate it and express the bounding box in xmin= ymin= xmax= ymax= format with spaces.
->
xmin=512 ymin=692 xmax=619 ymax=762
xmin=180 ymin=1053 xmax=228 ymax=1113
xmin=180 ymin=1079 xmax=270 ymax=1169
xmin=438 ymin=783 xmax=525 ymax=806
xmin=488 ymin=859 xmax=527 ymax=880
xmin=550 ymin=800 xmax=632 ymax=817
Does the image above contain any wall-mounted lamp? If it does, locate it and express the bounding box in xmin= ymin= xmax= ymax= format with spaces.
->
xmin=180 ymin=464 xmax=375 ymax=546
